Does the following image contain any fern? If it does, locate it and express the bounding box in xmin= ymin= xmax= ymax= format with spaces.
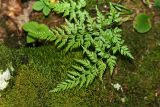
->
xmin=23 ymin=1 xmax=134 ymax=92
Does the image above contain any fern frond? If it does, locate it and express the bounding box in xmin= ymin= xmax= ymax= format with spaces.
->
xmin=24 ymin=1 xmax=134 ymax=92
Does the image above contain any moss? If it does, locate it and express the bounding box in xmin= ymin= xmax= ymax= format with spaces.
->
xmin=0 ymin=45 xmax=13 ymax=70
xmin=109 ymin=46 xmax=160 ymax=107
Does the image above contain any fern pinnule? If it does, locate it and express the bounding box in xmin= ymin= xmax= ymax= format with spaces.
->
xmin=51 ymin=77 xmax=80 ymax=92
xmin=107 ymin=55 xmax=117 ymax=74
xmin=83 ymin=34 xmax=93 ymax=49
xmin=68 ymin=71 xmax=81 ymax=77
xmin=97 ymin=60 xmax=106 ymax=81
xmin=82 ymin=47 xmax=98 ymax=63
xmin=74 ymin=59 xmax=90 ymax=69
xmin=72 ymin=65 xmax=85 ymax=72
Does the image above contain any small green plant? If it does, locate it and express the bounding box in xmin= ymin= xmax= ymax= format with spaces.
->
xmin=23 ymin=0 xmax=133 ymax=92
xmin=33 ymin=0 xmax=55 ymax=16
xmin=23 ymin=21 xmax=54 ymax=43
xmin=133 ymin=13 xmax=152 ymax=33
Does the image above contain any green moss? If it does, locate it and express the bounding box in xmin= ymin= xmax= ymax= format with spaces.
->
xmin=0 ymin=45 xmax=12 ymax=70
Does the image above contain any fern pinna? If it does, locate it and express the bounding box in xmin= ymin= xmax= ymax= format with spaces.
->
xmin=23 ymin=0 xmax=133 ymax=92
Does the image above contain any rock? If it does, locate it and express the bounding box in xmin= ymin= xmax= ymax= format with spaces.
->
xmin=43 ymin=13 xmax=65 ymax=27
xmin=7 ymin=0 xmax=23 ymax=17
xmin=1 ymin=0 xmax=34 ymax=33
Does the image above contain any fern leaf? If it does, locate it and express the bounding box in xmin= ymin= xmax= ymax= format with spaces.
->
xmin=74 ymin=59 xmax=90 ymax=69
xmin=83 ymin=34 xmax=93 ymax=49
xmin=72 ymin=24 xmax=78 ymax=34
xmin=96 ymin=6 xmax=105 ymax=25
xmin=61 ymin=25 xmax=72 ymax=35
xmin=63 ymin=37 xmax=75 ymax=53
xmin=94 ymin=40 xmax=103 ymax=52
xmin=107 ymin=55 xmax=117 ymax=74
xmin=51 ymin=77 xmax=80 ymax=92
xmin=67 ymin=74 xmax=76 ymax=80
xmin=72 ymin=65 xmax=85 ymax=72
xmin=120 ymin=45 xmax=134 ymax=59
xmin=97 ymin=51 xmax=110 ymax=59
xmin=77 ymin=0 xmax=86 ymax=9
xmin=55 ymin=27 xmax=65 ymax=35
xmin=55 ymin=36 xmax=62 ymax=45
xmin=82 ymin=47 xmax=98 ymax=63
xmin=79 ymin=74 xmax=86 ymax=88
xmin=57 ymin=36 xmax=68 ymax=49
xmin=70 ymin=0 xmax=77 ymax=10
xmin=68 ymin=71 xmax=80 ymax=77
xmin=69 ymin=35 xmax=82 ymax=51
xmin=69 ymin=10 xmax=77 ymax=21
xmin=85 ymin=73 xmax=94 ymax=87
xmin=97 ymin=60 xmax=106 ymax=81
xmin=85 ymin=65 xmax=98 ymax=87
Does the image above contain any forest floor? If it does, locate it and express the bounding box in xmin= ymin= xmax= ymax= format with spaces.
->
xmin=0 ymin=0 xmax=160 ymax=107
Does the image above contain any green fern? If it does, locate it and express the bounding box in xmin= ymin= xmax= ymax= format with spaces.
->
xmin=23 ymin=1 xmax=134 ymax=92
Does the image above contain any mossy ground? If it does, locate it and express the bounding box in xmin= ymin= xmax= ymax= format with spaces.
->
xmin=0 ymin=21 xmax=159 ymax=107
